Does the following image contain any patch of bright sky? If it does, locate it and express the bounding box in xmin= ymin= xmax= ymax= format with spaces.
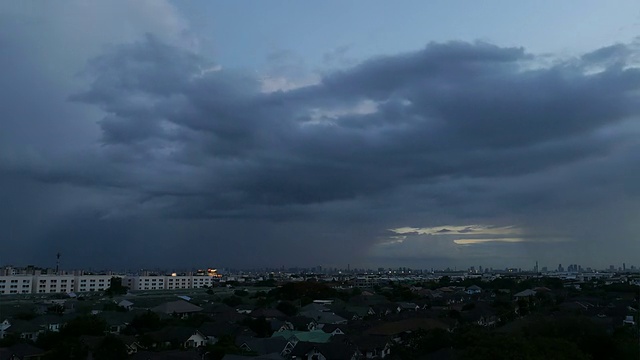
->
xmin=390 ymin=225 xmax=521 ymax=236
xmin=174 ymin=0 xmax=640 ymax=70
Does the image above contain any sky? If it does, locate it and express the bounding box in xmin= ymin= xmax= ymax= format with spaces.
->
xmin=2 ymin=1 xmax=640 ymax=271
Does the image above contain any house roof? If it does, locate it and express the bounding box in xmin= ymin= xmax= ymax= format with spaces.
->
xmin=151 ymin=300 xmax=202 ymax=314
xmin=289 ymin=341 xmax=357 ymax=360
xmin=396 ymin=302 xmax=418 ymax=309
xmin=271 ymin=330 xmax=332 ymax=343
xmin=5 ymin=319 xmax=42 ymax=334
xmin=299 ymin=310 xmax=347 ymax=325
xmin=250 ymin=308 xmax=285 ymax=319
xmin=119 ymin=299 xmax=134 ymax=307
xmin=239 ymin=336 xmax=289 ymax=355
xmin=300 ymin=303 xmax=328 ymax=312
xmin=319 ymin=324 xmax=345 ymax=334
xmin=148 ymin=326 xmax=200 ymax=343
xmin=514 ymin=289 xmax=536 ymax=297
xmin=348 ymin=334 xmax=391 ymax=351
xmin=198 ymin=321 xmax=251 ymax=338
xmin=283 ymin=315 xmax=315 ymax=330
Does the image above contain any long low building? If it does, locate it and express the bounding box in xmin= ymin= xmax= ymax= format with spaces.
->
xmin=0 ymin=274 xmax=114 ymax=295
xmin=0 ymin=273 xmax=218 ymax=295
xmin=124 ymin=274 xmax=215 ymax=291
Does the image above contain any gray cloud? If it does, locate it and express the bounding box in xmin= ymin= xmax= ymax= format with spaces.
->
xmin=2 ymin=28 xmax=640 ymax=268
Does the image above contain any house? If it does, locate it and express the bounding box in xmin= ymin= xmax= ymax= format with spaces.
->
xmin=349 ymin=335 xmax=392 ymax=359
xmin=151 ymin=300 xmax=203 ymax=317
xmin=30 ymin=314 xmax=67 ymax=333
xmin=466 ymin=285 xmax=482 ymax=295
xmin=250 ymin=309 xmax=286 ymax=320
xmin=202 ymin=303 xmax=247 ymax=323
xmin=289 ymin=341 xmax=359 ymax=360
xmin=271 ymin=330 xmax=332 ymax=344
xmin=318 ymin=324 xmax=345 ymax=336
xmin=369 ymin=303 xmax=399 ymax=318
xmin=1 ymin=320 xmax=12 ymax=339
xmin=0 ymin=343 xmax=46 ymax=360
xmin=284 ymin=316 xmax=317 ymax=331
xmin=270 ymin=319 xmax=289 ymax=333
xmin=147 ymin=327 xmax=207 ymax=348
xmin=299 ymin=310 xmax=347 ymax=325
xmin=198 ymin=322 xmax=254 ymax=345
xmin=118 ymin=299 xmax=134 ymax=311
xmin=2 ymin=320 xmax=43 ymax=342
xmin=98 ymin=311 xmax=134 ymax=334
xmin=301 ymin=303 xmax=327 ymax=312
xmin=119 ymin=335 xmax=145 ymax=355
xmin=334 ymin=306 xmax=369 ymax=320
xmin=236 ymin=336 xmax=294 ymax=357
xmin=622 ymin=315 xmax=636 ymax=326
xmin=236 ymin=304 xmax=254 ymax=314
xmin=396 ymin=302 xmax=420 ymax=311
xmin=513 ymin=289 xmax=536 ymax=299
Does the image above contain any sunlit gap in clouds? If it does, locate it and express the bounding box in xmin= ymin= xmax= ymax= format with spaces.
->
xmin=453 ymin=238 xmax=524 ymax=245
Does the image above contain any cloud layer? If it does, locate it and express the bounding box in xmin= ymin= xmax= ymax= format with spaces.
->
xmin=2 ymin=6 xmax=640 ymax=269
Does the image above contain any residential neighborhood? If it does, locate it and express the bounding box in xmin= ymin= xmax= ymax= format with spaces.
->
xmin=0 ymin=267 xmax=638 ymax=359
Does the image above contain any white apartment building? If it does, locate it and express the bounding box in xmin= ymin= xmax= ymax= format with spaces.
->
xmin=1 ymin=273 xmax=215 ymax=295
xmin=126 ymin=275 xmax=214 ymax=291
xmin=0 ymin=274 xmax=113 ymax=295
xmin=74 ymin=275 xmax=112 ymax=293
xmin=126 ymin=276 xmax=165 ymax=291
xmin=0 ymin=275 xmax=32 ymax=295
xmin=33 ymin=274 xmax=75 ymax=294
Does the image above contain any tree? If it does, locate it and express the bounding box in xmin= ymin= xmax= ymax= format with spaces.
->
xmin=47 ymin=304 xmax=65 ymax=315
xmin=62 ymin=315 xmax=107 ymax=337
xmin=130 ymin=311 xmax=163 ymax=332
xmin=222 ymin=296 xmax=243 ymax=307
xmin=241 ymin=317 xmax=272 ymax=338
xmin=104 ymin=277 xmax=128 ymax=296
xmin=93 ymin=335 xmax=128 ymax=360
xmin=276 ymin=301 xmax=298 ymax=316
xmin=43 ymin=338 xmax=88 ymax=360
xmin=438 ymin=276 xmax=451 ymax=286
xmin=234 ymin=289 xmax=249 ymax=297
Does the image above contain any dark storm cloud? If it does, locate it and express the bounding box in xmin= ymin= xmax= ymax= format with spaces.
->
xmin=49 ymin=38 xmax=639 ymax=216
xmin=3 ymin=34 xmax=640 ymax=268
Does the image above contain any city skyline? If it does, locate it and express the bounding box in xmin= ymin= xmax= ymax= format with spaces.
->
xmin=2 ymin=1 xmax=640 ymax=269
